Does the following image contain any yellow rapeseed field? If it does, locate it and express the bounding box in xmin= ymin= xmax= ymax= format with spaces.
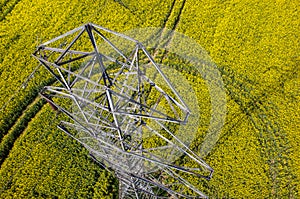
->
xmin=0 ymin=0 xmax=298 ymax=198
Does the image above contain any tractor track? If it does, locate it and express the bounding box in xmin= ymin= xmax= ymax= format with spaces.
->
xmin=155 ymin=0 xmax=186 ymax=62
xmin=0 ymin=98 xmax=46 ymax=167
xmin=1 ymin=0 xmax=298 ymax=197
xmin=0 ymin=0 xmax=21 ymax=22
xmin=0 ymin=0 xmax=146 ymax=170
xmin=147 ymin=0 xmax=186 ymax=82
xmin=142 ymin=0 xmax=176 ymax=51
xmin=0 ymin=77 xmax=56 ymax=166
xmin=152 ymin=0 xmax=186 ymax=60
xmin=215 ymin=67 xmax=298 ymax=198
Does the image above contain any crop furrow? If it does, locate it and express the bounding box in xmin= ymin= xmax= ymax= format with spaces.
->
xmin=0 ymin=0 xmax=10 ymax=10
xmin=0 ymin=98 xmax=45 ymax=167
xmin=0 ymin=0 xmax=21 ymax=21
xmin=249 ymin=101 xmax=297 ymax=198
xmin=163 ymin=0 xmax=186 ymax=44
xmin=156 ymin=0 xmax=186 ymax=63
xmin=161 ymin=0 xmax=176 ymax=30
xmin=220 ymin=67 xmax=298 ymax=198
xmin=0 ymin=76 xmax=56 ymax=141
xmin=144 ymin=0 xmax=176 ymax=51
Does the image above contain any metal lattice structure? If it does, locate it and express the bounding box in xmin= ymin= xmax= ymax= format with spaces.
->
xmin=33 ymin=23 xmax=213 ymax=198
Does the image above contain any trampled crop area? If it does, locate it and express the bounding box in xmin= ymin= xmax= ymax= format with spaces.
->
xmin=0 ymin=0 xmax=299 ymax=198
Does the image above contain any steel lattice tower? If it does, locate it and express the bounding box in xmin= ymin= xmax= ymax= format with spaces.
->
xmin=33 ymin=23 xmax=213 ymax=199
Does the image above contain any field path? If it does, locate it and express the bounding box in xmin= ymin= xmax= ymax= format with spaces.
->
xmin=218 ymin=67 xmax=298 ymax=198
xmin=0 ymin=97 xmax=45 ymax=166
xmin=152 ymin=0 xmax=186 ymax=60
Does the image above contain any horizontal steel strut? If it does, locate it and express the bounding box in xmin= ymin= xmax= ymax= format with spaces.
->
xmin=33 ymin=23 xmax=213 ymax=199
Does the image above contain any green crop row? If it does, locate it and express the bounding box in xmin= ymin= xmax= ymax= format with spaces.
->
xmin=0 ymin=0 xmax=299 ymax=198
xmin=0 ymin=98 xmax=45 ymax=166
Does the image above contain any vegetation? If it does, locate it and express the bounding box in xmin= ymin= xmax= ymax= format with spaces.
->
xmin=0 ymin=0 xmax=299 ymax=198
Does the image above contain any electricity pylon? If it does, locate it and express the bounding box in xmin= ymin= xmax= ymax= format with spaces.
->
xmin=33 ymin=23 xmax=213 ymax=198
